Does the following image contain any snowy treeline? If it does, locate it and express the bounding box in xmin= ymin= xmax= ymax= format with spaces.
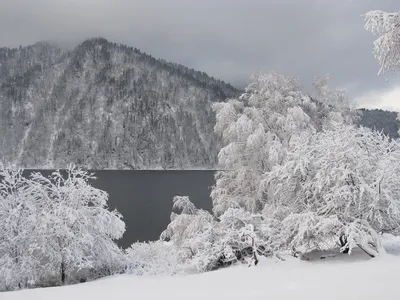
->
xmin=0 ymin=167 xmax=126 ymax=291
xmin=158 ymin=72 xmax=400 ymax=271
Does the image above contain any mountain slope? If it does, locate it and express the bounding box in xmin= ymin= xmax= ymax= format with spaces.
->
xmin=0 ymin=38 xmax=239 ymax=169
xmin=357 ymin=108 xmax=399 ymax=139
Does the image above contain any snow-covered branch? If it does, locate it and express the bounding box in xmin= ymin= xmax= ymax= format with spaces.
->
xmin=365 ymin=10 xmax=400 ymax=74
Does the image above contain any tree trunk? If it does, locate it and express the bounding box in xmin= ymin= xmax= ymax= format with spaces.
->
xmin=339 ymin=235 xmax=349 ymax=254
xmin=61 ymin=262 xmax=66 ymax=284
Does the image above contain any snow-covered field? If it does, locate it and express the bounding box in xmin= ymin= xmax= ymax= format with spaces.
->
xmin=3 ymin=235 xmax=400 ymax=300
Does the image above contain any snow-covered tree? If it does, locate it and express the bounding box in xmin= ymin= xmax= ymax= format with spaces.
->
xmin=268 ymin=125 xmax=400 ymax=257
xmin=365 ymin=10 xmax=400 ymax=74
xmin=28 ymin=167 xmax=126 ymax=284
xmin=161 ymin=196 xmax=216 ymax=258
xmin=312 ymin=74 xmax=357 ymax=128
xmin=211 ymin=73 xmax=317 ymax=216
xmin=160 ymin=72 xmax=363 ymax=272
xmin=211 ymin=72 xmax=354 ymax=217
xmin=0 ymin=166 xmax=126 ymax=291
xmin=0 ymin=168 xmax=47 ymax=291
xmin=164 ymin=72 xmax=399 ymax=272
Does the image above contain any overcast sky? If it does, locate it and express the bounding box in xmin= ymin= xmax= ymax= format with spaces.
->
xmin=0 ymin=0 xmax=399 ymax=110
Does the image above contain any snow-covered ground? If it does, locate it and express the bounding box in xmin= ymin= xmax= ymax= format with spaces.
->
xmin=3 ymin=235 xmax=400 ymax=300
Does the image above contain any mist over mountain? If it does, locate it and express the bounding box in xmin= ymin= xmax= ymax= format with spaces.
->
xmin=0 ymin=38 xmax=239 ymax=169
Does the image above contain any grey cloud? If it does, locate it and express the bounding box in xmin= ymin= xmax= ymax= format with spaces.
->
xmin=0 ymin=0 xmax=399 ymax=101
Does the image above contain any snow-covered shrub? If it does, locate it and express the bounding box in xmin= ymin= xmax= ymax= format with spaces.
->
xmin=160 ymin=196 xmax=217 ymax=270
xmin=161 ymin=196 xmax=279 ymax=272
xmin=268 ymin=125 xmax=400 ymax=257
xmin=125 ymin=241 xmax=180 ymax=276
xmin=342 ymin=220 xmax=384 ymax=258
xmin=0 ymin=166 xmax=126 ymax=291
xmin=279 ymin=213 xmax=343 ymax=256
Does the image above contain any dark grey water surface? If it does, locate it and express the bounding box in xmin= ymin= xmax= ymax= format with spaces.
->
xmin=24 ymin=170 xmax=215 ymax=249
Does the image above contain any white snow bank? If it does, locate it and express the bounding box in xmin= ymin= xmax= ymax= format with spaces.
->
xmin=3 ymin=247 xmax=400 ymax=300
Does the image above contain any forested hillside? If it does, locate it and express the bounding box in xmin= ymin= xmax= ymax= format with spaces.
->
xmin=357 ymin=108 xmax=400 ymax=139
xmin=0 ymin=38 xmax=239 ymax=169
